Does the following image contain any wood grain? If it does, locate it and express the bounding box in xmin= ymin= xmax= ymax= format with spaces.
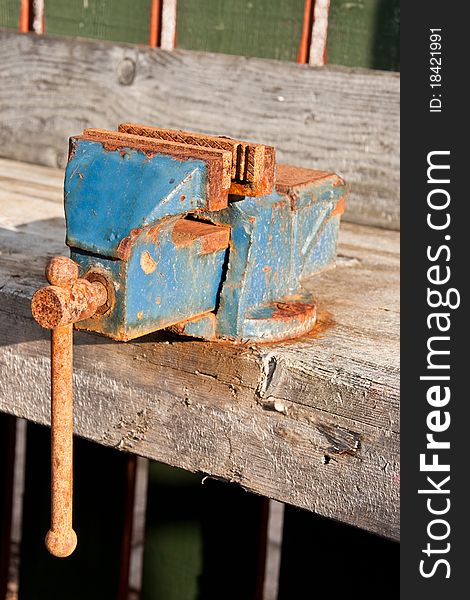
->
xmin=0 ymin=30 xmax=399 ymax=230
xmin=0 ymin=159 xmax=399 ymax=539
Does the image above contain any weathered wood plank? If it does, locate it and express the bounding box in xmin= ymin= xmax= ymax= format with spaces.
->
xmin=0 ymin=30 xmax=399 ymax=229
xmin=0 ymin=159 xmax=399 ymax=540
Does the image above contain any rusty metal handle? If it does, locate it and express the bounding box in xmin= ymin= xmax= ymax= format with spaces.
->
xmin=31 ymin=257 xmax=107 ymax=557
xmin=46 ymin=324 xmax=76 ymax=557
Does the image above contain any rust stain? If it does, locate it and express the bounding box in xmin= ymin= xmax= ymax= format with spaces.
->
xmin=83 ymin=270 xmax=115 ymax=316
xmin=118 ymin=123 xmax=274 ymax=196
xmin=142 ymin=215 xmax=180 ymax=245
xmin=275 ymin=163 xmax=333 ymax=193
xmin=30 ymin=256 xmax=112 ymax=558
xmin=271 ymin=301 xmax=315 ymax=321
xmin=140 ymin=250 xmax=157 ymax=274
xmin=80 ymin=128 xmax=231 ymax=209
xmin=251 ymin=308 xmax=334 ymax=347
xmin=172 ymin=219 xmax=230 ymax=254
xmin=149 ymin=0 xmax=161 ymax=47
xmin=297 ymin=0 xmax=314 ymax=64
xmin=331 ymin=195 xmax=346 ymax=217
xmin=301 ymin=310 xmax=334 ymax=339
xmin=19 ymin=0 xmax=29 ymax=33
xmin=68 ymin=138 xmax=78 ymax=163
xmin=117 ymin=227 xmax=144 ymax=260
xmin=288 ymin=192 xmax=299 ymax=211
xmin=45 ymin=256 xmax=79 ymax=287
xmin=31 ymin=257 xmax=108 ymax=329
xmin=45 ymin=324 xmax=77 ymax=557
xmin=137 ymin=311 xmax=143 ymax=320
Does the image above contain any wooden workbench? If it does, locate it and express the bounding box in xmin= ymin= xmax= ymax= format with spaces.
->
xmin=0 ymin=157 xmax=399 ymax=541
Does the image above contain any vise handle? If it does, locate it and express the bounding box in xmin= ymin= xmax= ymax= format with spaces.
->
xmin=31 ymin=257 xmax=108 ymax=557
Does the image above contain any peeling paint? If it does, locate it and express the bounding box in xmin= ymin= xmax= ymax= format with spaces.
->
xmin=140 ymin=250 xmax=157 ymax=274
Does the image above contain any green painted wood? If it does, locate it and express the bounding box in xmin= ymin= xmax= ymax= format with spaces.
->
xmin=45 ymin=0 xmax=151 ymax=44
xmin=176 ymin=0 xmax=306 ymax=62
xmin=0 ymin=0 xmax=19 ymax=29
xmin=141 ymin=463 xmax=269 ymax=600
xmin=327 ymin=0 xmax=400 ymax=70
xmin=18 ymin=423 xmax=132 ymax=600
xmin=141 ymin=462 xmax=203 ymax=600
xmin=278 ymin=505 xmax=400 ymax=599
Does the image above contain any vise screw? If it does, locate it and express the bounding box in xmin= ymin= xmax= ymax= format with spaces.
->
xmin=31 ymin=125 xmax=347 ymax=556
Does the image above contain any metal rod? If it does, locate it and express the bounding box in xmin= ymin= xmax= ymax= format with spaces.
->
xmin=45 ymin=324 xmax=77 ymax=558
xmin=160 ymin=0 xmax=177 ymax=51
xmin=32 ymin=256 xmax=109 ymax=558
xmin=149 ymin=0 xmax=161 ymax=47
xmin=297 ymin=0 xmax=314 ymax=64
xmin=18 ymin=0 xmax=30 ymax=33
xmin=309 ymin=0 xmax=330 ymax=66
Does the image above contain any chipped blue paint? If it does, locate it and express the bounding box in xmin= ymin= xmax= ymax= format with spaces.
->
xmin=73 ymin=217 xmax=227 ymax=341
xmin=180 ymin=314 xmax=216 ymax=339
xmin=65 ymin=139 xmax=208 ymax=258
xmin=201 ymin=175 xmax=345 ymax=341
xmin=70 ymin=248 xmax=127 ymax=339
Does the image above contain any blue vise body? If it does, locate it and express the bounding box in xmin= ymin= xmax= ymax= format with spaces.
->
xmin=64 ymin=125 xmax=347 ymax=343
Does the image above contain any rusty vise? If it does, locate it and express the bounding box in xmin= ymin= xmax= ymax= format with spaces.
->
xmin=64 ymin=124 xmax=346 ymax=342
xmin=31 ymin=124 xmax=347 ymax=557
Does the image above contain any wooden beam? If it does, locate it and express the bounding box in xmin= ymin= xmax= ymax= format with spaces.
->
xmin=0 ymin=30 xmax=399 ymax=230
xmin=297 ymin=0 xmax=313 ymax=64
xmin=160 ymin=0 xmax=176 ymax=50
xmin=0 ymin=158 xmax=399 ymax=539
xmin=18 ymin=0 xmax=29 ymax=32
xmin=149 ymin=0 xmax=161 ymax=48
xmin=32 ymin=0 xmax=44 ymax=34
xmin=309 ymin=0 xmax=330 ymax=66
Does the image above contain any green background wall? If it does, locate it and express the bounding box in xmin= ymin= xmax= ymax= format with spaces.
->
xmin=0 ymin=0 xmax=19 ymax=29
xmin=175 ymin=0 xmax=306 ymax=63
xmin=45 ymin=0 xmax=151 ymax=44
xmin=1 ymin=0 xmax=400 ymax=70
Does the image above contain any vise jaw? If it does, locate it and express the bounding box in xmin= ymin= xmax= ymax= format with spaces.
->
xmin=65 ymin=124 xmax=347 ymax=343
